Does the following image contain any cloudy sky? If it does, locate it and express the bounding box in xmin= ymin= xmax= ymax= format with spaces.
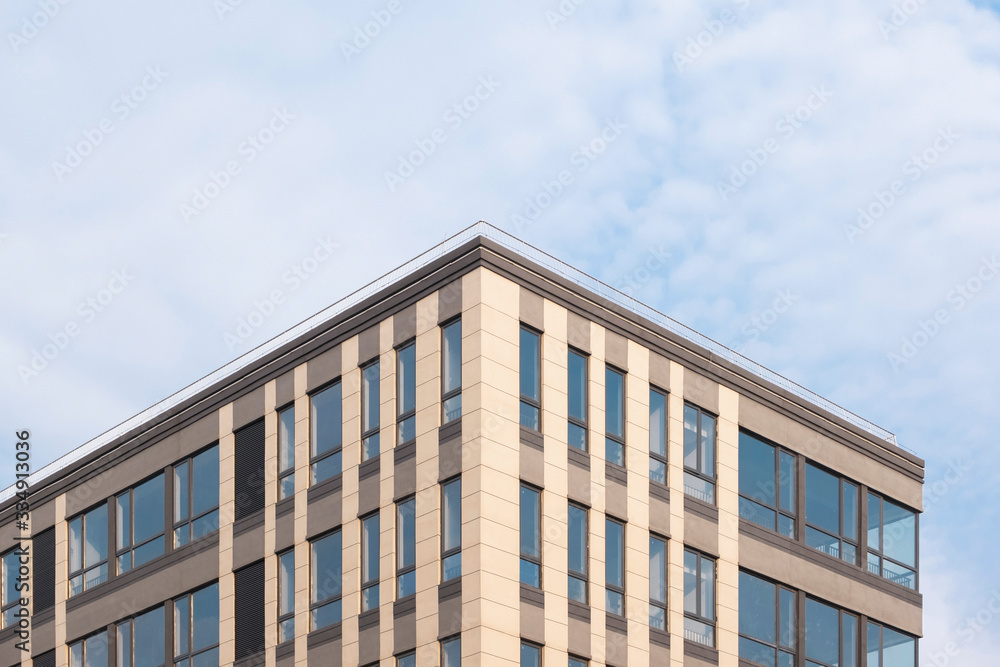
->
xmin=2 ymin=0 xmax=999 ymax=662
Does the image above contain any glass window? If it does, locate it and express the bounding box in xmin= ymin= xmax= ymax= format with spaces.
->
xmin=650 ymin=536 xmax=667 ymax=631
xmin=569 ymin=658 xmax=588 ymax=667
xmin=172 ymin=446 xmax=220 ymax=548
xmin=866 ymin=622 xmax=916 ymax=667
xmin=739 ymin=432 xmax=796 ymax=538
xmin=683 ymin=404 xmax=717 ymax=504
xmin=519 ymin=485 xmax=541 ymax=587
xmin=739 ymin=571 xmax=796 ymax=667
xmin=805 ymin=598 xmax=858 ymax=667
xmin=605 ymin=518 xmax=624 ymax=616
xmin=442 ymin=478 xmax=462 ymax=581
xmin=361 ymin=513 xmax=380 ymax=611
xmin=649 ymin=389 xmax=667 ymax=485
xmin=866 ymin=494 xmax=917 ymax=590
xmin=278 ymin=550 xmax=295 ymax=643
xmin=2 ymin=549 xmax=23 ymax=628
xmin=567 ymin=504 xmax=588 ymax=603
xmin=397 ymin=498 xmax=416 ymax=598
xmin=442 ymin=319 xmax=463 ymax=424
xmin=174 ymin=583 xmax=219 ymax=667
xmin=117 ymin=606 xmax=164 ymax=667
xmin=441 ymin=636 xmax=461 ymax=667
xmin=605 ymin=368 xmax=625 ymax=466
xmin=116 ymin=474 xmax=165 ymax=575
xmin=278 ymin=405 xmax=295 ymax=500
xmin=310 ymin=381 xmax=343 ymax=483
xmin=397 ymin=343 xmax=416 ymax=445
xmin=519 ymin=327 xmax=541 ymax=431
xmin=520 ymin=642 xmax=541 ymax=667
xmin=568 ymin=349 xmax=588 ymax=451
xmin=397 ymin=652 xmax=415 ymax=667
xmin=805 ymin=464 xmax=858 ymax=565
xmin=69 ymin=504 xmax=109 ymax=596
xmin=69 ymin=630 xmax=108 ymax=667
xmin=311 ymin=530 xmax=342 ymax=630
xmin=684 ymin=548 xmax=715 ymax=647
xmin=362 ymin=361 xmax=381 ymax=461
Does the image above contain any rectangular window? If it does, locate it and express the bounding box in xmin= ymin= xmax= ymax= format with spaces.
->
xmin=805 ymin=598 xmax=857 ymax=667
xmin=278 ymin=550 xmax=295 ymax=643
xmin=567 ymin=349 xmax=588 ymax=451
xmin=805 ymin=464 xmax=858 ymax=564
xmin=397 ymin=498 xmax=416 ymax=598
xmin=174 ymin=583 xmax=220 ymax=667
xmin=684 ymin=548 xmax=716 ymax=647
xmin=172 ymin=445 xmax=220 ymax=548
xmin=441 ymin=636 xmax=461 ymax=667
xmin=442 ymin=319 xmax=463 ymax=424
xmin=397 ymin=342 xmax=416 ymax=445
xmin=569 ymin=658 xmax=588 ymax=667
xmin=69 ymin=630 xmax=108 ymax=667
xmin=567 ymin=504 xmax=588 ymax=603
xmin=649 ymin=388 xmax=667 ymax=485
xmin=605 ymin=518 xmax=625 ymax=616
xmin=311 ymin=530 xmax=342 ymax=630
xmin=649 ymin=535 xmax=667 ymax=631
xmin=441 ymin=478 xmax=462 ymax=582
xmin=362 ymin=361 xmax=381 ymax=461
xmin=739 ymin=432 xmax=796 ymax=538
xmin=519 ymin=484 xmax=541 ymax=588
xmin=519 ymin=327 xmax=541 ymax=431
xmin=738 ymin=571 xmax=795 ymax=667
xmin=605 ymin=367 xmax=626 ymax=466
xmin=520 ymin=642 xmax=541 ymax=667
xmin=2 ymin=549 xmax=22 ymax=627
xmin=866 ymin=621 xmax=916 ymax=667
xmin=866 ymin=494 xmax=917 ymax=590
xmin=310 ymin=381 xmax=343 ymax=483
xmin=278 ymin=405 xmax=295 ymax=500
xmin=116 ymin=473 xmax=165 ymax=575
xmin=683 ymin=404 xmax=717 ymax=504
xmin=361 ymin=513 xmax=380 ymax=611
xmin=68 ymin=504 xmax=108 ymax=596
xmin=117 ymin=605 xmax=165 ymax=667
xmin=397 ymin=652 xmax=415 ymax=667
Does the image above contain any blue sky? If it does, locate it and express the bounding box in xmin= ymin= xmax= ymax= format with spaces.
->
xmin=2 ymin=0 xmax=998 ymax=663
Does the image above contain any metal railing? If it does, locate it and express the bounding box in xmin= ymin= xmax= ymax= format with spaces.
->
xmin=1 ymin=221 xmax=905 ymax=503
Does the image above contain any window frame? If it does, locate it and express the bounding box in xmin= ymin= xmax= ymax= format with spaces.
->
xmin=804 ymin=596 xmax=858 ymax=667
xmin=866 ymin=620 xmax=917 ymax=667
xmin=361 ymin=360 xmax=381 ymax=461
xmin=309 ymin=380 xmax=343 ymax=484
xmin=519 ymin=325 xmax=542 ymax=432
xmin=520 ymin=640 xmax=542 ymax=667
xmin=567 ymin=348 xmax=589 ymax=452
xmin=278 ymin=549 xmax=295 ymax=644
xmin=396 ymin=340 xmax=417 ymax=446
xmin=649 ymin=534 xmax=668 ymax=631
xmin=605 ymin=366 xmax=626 ymax=467
xmin=115 ymin=472 xmax=165 ymax=575
xmin=738 ymin=430 xmax=796 ymax=539
xmin=567 ymin=503 xmax=588 ymax=604
xmin=519 ymin=483 xmax=542 ymax=588
xmin=171 ymin=444 xmax=220 ymax=549
xmin=172 ymin=582 xmax=220 ymax=667
xmin=396 ymin=650 xmax=416 ymax=667
xmin=115 ymin=603 xmax=165 ymax=667
xmin=737 ymin=569 xmax=796 ymax=667
xmin=396 ymin=497 xmax=416 ymax=599
xmin=605 ymin=517 xmax=625 ymax=617
xmin=649 ymin=387 xmax=668 ymax=486
xmin=441 ymin=318 xmax=463 ymax=424
xmin=277 ymin=403 xmax=296 ymax=500
xmin=804 ymin=462 xmax=859 ymax=565
xmin=360 ymin=512 xmax=380 ymax=612
xmin=683 ymin=548 xmax=716 ymax=647
xmin=441 ymin=476 xmax=462 ymax=582
xmin=310 ymin=529 xmax=343 ymax=631
xmin=440 ymin=635 xmax=461 ymax=667
xmin=683 ymin=403 xmax=718 ymax=505
xmin=866 ymin=492 xmax=918 ymax=590
xmin=68 ymin=502 xmax=109 ymax=597
xmin=68 ymin=628 xmax=108 ymax=667
xmin=1 ymin=549 xmax=23 ymax=628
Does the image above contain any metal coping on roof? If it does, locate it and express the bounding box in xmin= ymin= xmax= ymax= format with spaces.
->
xmin=1 ymin=221 xmax=907 ymax=503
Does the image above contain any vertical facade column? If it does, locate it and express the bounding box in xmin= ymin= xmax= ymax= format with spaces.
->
xmin=540 ymin=300 xmax=569 ymax=666
xmin=588 ymin=323 xmax=607 ymax=667
xmin=263 ymin=379 xmax=279 ymax=667
xmin=339 ymin=337 xmax=361 ymax=667
xmin=292 ymin=362 xmax=310 ymax=667
xmin=378 ymin=318 xmax=396 ymax=665
xmin=624 ymin=341 xmax=651 ymax=667
xmin=464 ymin=267 xmax=521 ymax=666
xmin=666 ymin=361 xmax=686 ymax=667
xmin=716 ymin=386 xmax=740 ymax=667
xmin=218 ymin=403 xmax=236 ymax=666
xmin=54 ymin=494 xmax=67 ymax=667
xmin=413 ymin=293 xmax=441 ymax=664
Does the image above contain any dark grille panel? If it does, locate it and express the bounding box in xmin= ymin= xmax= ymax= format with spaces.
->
xmin=234 ymin=559 xmax=265 ymax=660
xmin=33 ymin=650 xmax=55 ymax=667
xmin=33 ymin=528 xmax=55 ymax=613
xmin=234 ymin=418 xmax=265 ymax=521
